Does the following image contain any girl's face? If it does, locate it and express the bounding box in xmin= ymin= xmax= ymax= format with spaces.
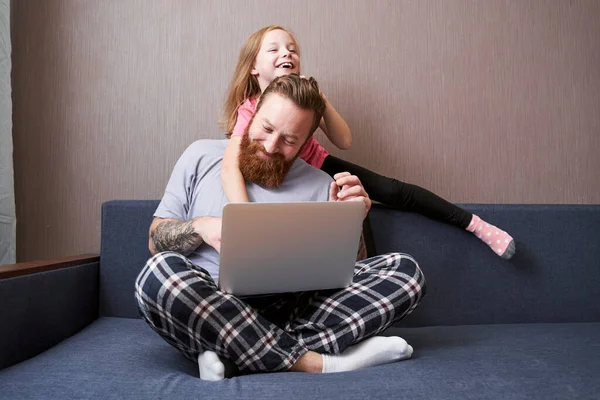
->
xmin=252 ymin=29 xmax=300 ymax=92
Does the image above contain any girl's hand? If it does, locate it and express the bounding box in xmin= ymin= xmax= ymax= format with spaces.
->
xmin=320 ymin=90 xmax=328 ymax=104
xmin=299 ymin=75 xmax=352 ymax=150
xmin=300 ymin=75 xmax=327 ymax=104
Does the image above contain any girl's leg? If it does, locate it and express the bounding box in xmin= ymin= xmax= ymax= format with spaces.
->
xmin=322 ymin=155 xmax=471 ymax=226
xmin=321 ymin=155 xmax=515 ymax=259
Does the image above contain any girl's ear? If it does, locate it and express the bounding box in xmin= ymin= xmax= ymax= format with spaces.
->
xmin=251 ymin=65 xmax=258 ymax=76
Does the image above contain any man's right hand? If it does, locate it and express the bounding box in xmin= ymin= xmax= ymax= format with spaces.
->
xmin=328 ymin=172 xmax=372 ymax=218
xmin=195 ymin=216 xmax=223 ymax=253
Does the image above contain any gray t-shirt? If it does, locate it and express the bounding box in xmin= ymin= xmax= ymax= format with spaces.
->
xmin=154 ymin=139 xmax=333 ymax=280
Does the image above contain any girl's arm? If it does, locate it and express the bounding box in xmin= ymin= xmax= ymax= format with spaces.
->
xmin=319 ymin=93 xmax=353 ymax=150
xmin=222 ymin=136 xmax=250 ymax=203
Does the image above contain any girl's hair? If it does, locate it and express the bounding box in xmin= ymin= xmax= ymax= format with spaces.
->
xmin=219 ymin=25 xmax=300 ymax=138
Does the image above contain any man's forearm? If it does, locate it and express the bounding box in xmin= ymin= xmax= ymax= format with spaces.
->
xmin=150 ymin=218 xmax=203 ymax=256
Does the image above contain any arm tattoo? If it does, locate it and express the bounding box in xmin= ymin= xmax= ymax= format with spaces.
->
xmin=356 ymin=231 xmax=368 ymax=261
xmin=151 ymin=219 xmax=200 ymax=256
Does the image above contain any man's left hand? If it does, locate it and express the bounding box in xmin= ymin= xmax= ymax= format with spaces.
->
xmin=328 ymin=172 xmax=371 ymax=218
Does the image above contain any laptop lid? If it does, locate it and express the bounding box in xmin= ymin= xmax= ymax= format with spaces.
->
xmin=218 ymin=201 xmax=364 ymax=296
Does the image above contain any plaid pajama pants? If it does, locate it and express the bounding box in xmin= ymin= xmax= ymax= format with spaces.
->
xmin=134 ymin=251 xmax=426 ymax=374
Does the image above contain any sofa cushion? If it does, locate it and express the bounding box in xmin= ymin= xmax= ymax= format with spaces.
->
xmin=0 ymin=262 xmax=99 ymax=369
xmin=99 ymin=201 xmax=600 ymax=327
xmin=370 ymin=204 xmax=600 ymax=326
xmin=1 ymin=317 xmax=598 ymax=399
xmin=100 ymin=200 xmax=158 ymax=318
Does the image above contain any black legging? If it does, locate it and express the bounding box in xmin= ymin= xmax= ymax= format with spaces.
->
xmin=321 ymin=155 xmax=473 ymax=229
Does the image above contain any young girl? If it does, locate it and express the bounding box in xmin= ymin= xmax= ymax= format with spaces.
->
xmin=219 ymin=25 xmax=515 ymax=260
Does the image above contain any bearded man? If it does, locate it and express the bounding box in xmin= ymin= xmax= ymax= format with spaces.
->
xmin=135 ymin=75 xmax=426 ymax=381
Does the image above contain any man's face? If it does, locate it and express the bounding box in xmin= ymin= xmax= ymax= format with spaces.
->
xmin=238 ymin=93 xmax=315 ymax=189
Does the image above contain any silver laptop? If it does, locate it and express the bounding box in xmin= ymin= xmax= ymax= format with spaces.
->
xmin=218 ymin=201 xmax=364 ymax=296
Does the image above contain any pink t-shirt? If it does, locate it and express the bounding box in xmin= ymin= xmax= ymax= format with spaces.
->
xmin=231 ymin=98 xmax=329 ymax=169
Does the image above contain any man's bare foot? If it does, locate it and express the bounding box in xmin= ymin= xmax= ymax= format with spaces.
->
xmin=289 ymin=351 xmax=323 ymax=373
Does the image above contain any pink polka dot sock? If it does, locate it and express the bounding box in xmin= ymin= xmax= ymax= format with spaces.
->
xmin=466 ymin=215 xmax=516 ymax=259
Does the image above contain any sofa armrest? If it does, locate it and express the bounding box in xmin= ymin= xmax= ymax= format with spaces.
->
xmin=0 ymin=255 xmax=99 ymax=279
xmin=0 ymin=255 xmax=100 ymax=370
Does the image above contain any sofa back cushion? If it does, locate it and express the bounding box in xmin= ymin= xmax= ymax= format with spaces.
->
xmin=100 ymin=201 xmax=600 ymax=325
xmin=100 ymin=200 xmax=158 ymax=318
xmin=370 ymin=204 xmax=600 ymax=326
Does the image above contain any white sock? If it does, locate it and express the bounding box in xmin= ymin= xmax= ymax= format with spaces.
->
xmin=321 ymin=336 xmax=413 ymax=373
xmin=198 ymin=351 xmax=225 ymax=381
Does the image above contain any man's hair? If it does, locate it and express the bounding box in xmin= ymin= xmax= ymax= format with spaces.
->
xmin=255 ymin=74 xmax=326 ymax=136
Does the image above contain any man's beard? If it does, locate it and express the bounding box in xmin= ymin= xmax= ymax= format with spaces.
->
xmin=238 ymin=131 xmax=296 ymax=189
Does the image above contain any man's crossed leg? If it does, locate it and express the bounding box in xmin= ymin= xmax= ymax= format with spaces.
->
xmin=135 ymin=251 xmax=426 ymax=380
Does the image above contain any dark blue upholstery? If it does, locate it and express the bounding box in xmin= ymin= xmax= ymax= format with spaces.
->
xmin=370 ymin=204 xmax=600 ymax=326
xmin=0 ymin=317 xmax=598 ymax=399
xmin=99 ymin=201 xmax=600 ymax=325
xmin=0 ymin=262 xmax=99 ymax=369
xmin=99 ymin=200 xmax=158 ymax=318
xmin=2 ymin=201 xmax=599 ymax=399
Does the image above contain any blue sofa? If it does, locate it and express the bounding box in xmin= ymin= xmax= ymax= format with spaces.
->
xmin=1 ymin=201 xmax=599 ymax=399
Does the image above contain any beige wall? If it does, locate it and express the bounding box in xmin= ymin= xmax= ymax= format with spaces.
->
xmin=12 ymin=0 xmax=600 ymax=262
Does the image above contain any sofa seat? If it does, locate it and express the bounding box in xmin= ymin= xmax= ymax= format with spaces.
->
xmin=1 ymin=317 xmax=598 ymax=399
